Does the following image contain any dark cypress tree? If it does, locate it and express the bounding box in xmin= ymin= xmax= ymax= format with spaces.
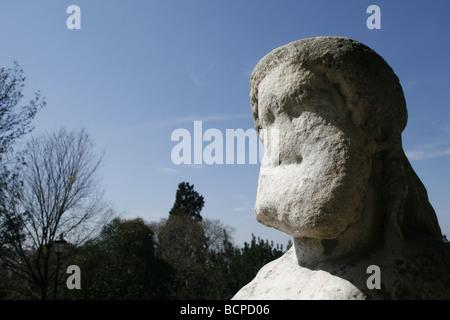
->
xmin=169 ymin=181 xmax=205 ymax=221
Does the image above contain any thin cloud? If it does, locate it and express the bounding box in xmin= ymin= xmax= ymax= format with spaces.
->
xmin=185 ymin=164 xmax=204 ymax=170
xmin=152 ymin=166 xmax=180 ymax=175
xmin=406 ymin=148 xmax=450 ymax=161
xmin=439 ymin=118 xmax=450 ymax=134
xmin=186 ymin=55 xmax=217 ymax=88
xmin=406 ymin=120 xmax=450 ymax=161
xmin=232 ymin=193 xmax=254 ymax=213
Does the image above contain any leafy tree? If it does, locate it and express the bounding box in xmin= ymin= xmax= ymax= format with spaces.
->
xmin=159 ymin=182 xmax=211 ymax=298
xmin=65 ymin=218 xmax=174 ymax=299
xmin=205 ymin=230 xmax=243 ymax=299
xmin=149 ymin=215 xmax=235 ymax=299
xmin=169 ymin=181 xmax=204 ymax=220
xmin=158 ymin=214 xmax=209 ymax=299
xmin=205 ymin=234 xmax=285 ymax=299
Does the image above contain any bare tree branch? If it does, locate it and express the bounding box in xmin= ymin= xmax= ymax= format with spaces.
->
xmin=1 ymin=128 xmax=112 ymax=299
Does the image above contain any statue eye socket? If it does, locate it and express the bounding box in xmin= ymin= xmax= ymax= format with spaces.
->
xmin=263 ymin=108 xmax=275 ymax=125
xmin=284 ymin=102 xmax=302 ymax=119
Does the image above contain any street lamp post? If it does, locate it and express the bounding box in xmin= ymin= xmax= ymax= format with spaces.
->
xmin=53 ymin=234 xmax=67 ymax=300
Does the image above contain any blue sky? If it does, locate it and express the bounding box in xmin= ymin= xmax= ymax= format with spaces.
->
xmin=0 ymin=0 xmax=449 ymax=246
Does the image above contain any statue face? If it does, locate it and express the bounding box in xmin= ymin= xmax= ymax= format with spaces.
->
xmin=254 ymin=63 xmax=371 ymax=239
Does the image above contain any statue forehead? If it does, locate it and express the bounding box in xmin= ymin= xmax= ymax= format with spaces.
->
xmin=258 ymin=63 xmax=308 ymax=96
xmin=257 ymin=62 xmax=347 ymax=128
xmin=258 ymin=62 xmax=335 ymax=99
xmin=252 ymin=37 xmax=407 ymax=144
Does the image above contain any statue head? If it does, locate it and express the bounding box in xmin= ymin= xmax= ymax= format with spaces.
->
xmin=251 ymin=37 xmax=442 ymax=244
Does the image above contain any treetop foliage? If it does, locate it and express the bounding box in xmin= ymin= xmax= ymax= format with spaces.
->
xmin=169 ymin=181 xmax=205 ymax=220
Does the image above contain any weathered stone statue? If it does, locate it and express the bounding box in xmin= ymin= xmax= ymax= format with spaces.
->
xmin=233 ymin=36 xmax=450 ymax=299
